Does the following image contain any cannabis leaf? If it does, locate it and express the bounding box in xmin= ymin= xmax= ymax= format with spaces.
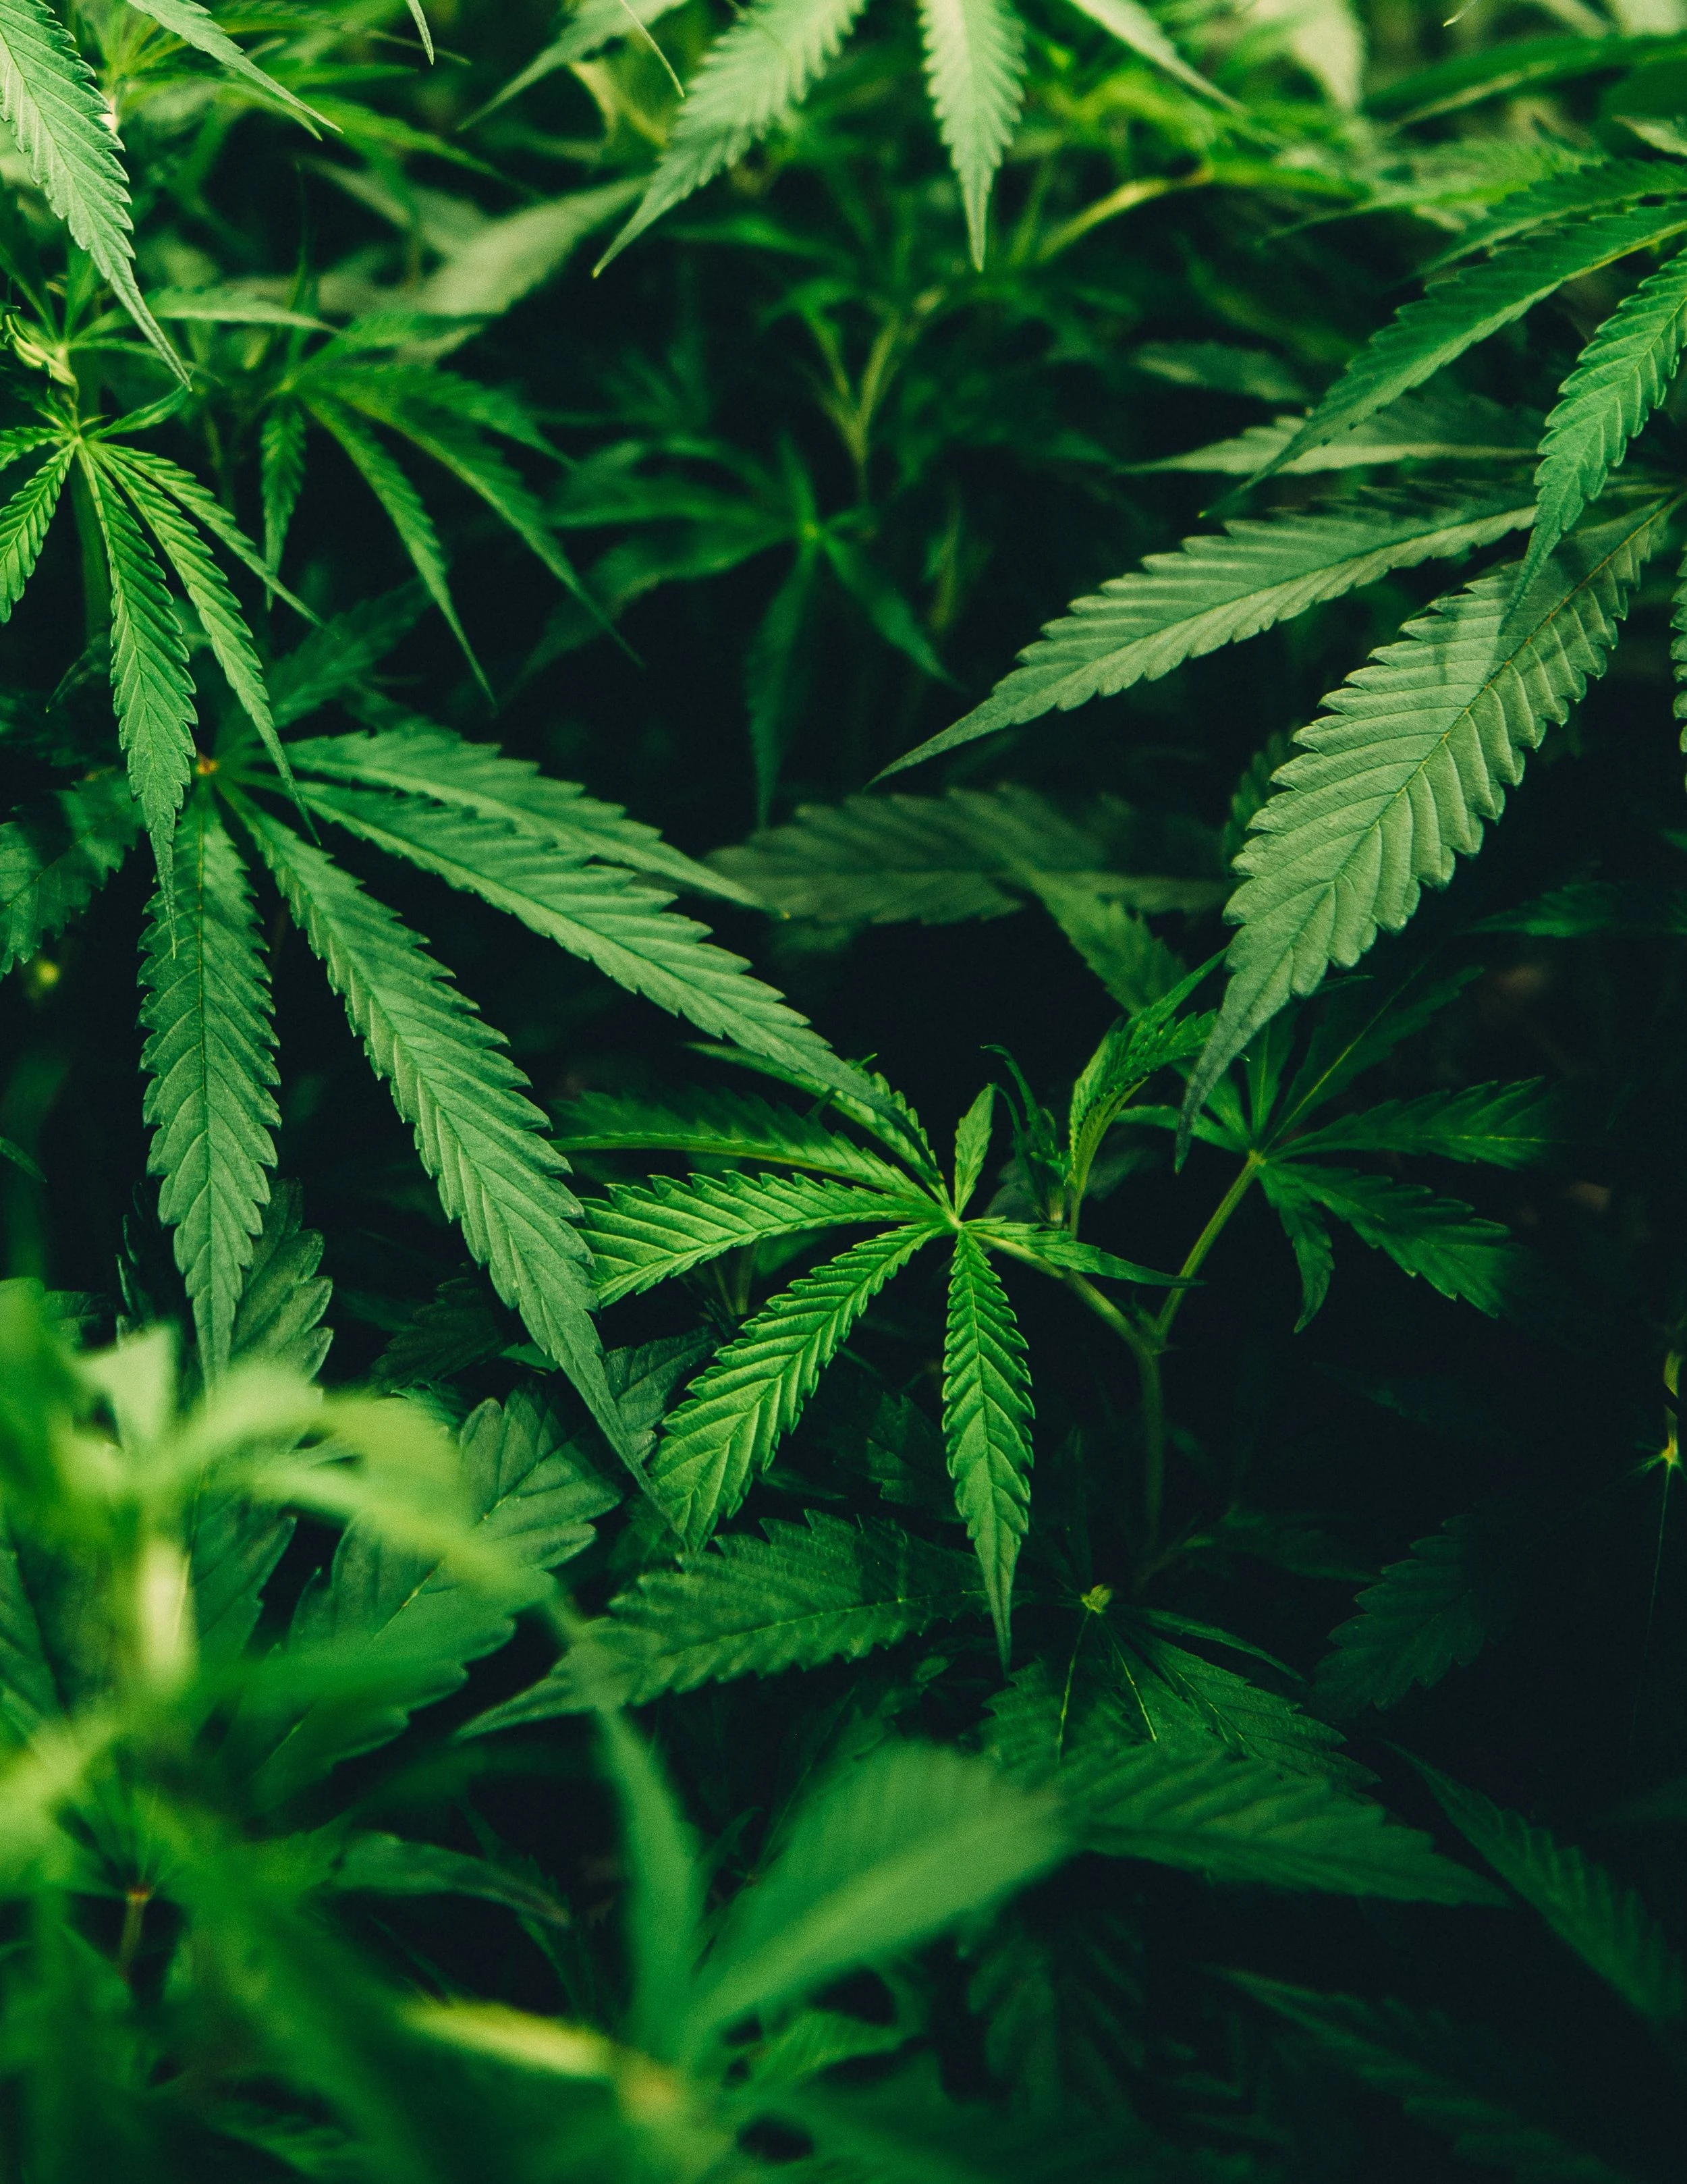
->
xmin=139 ymin=797 xmax=278 ymax=1380
xmin=943 ymin=1230 xmax=1034 ymax=1665
xmin=599 ymin=0 xmax=870 ymax=270
xmin=0 ymin=0 xmax=180 ymax=373
xmin=1240 ymin=202 xmax=1687 ymax=493
xmin=1513 ymin=246 xmax=1687 ymax=603
xmin=0 ymin=775 xmax=136 ymax=975
xmin=1185 ymin=495 xmax=1673 ymax=1124
xmin=918 ymin=0 xmax=1026 ymax=269
xmin=887 ymin=491 xmax=1535 ymax=771
xmin=1411 ymin=1762 xmax=1687 ymax=2029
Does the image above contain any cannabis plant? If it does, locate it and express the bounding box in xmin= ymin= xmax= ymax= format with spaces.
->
xmin=0 ymin=4 xmax=1684 ymax=2181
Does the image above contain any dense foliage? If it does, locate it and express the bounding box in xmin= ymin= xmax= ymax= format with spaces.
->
xmin=0 ymin=0 xmax=1684 ymax=2176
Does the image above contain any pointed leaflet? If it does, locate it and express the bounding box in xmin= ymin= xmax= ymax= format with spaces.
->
xmin=94 ymin=446 xmax=296 ymax=795
xmin=1513 ymin=247 xmax=1687 ymax=603
xmin=1420 ymin=159 xmax=1687 ymax=275
xmin=103 ymin=445 xmax=316 ymax=616
xmin=1239 ymin=203 xmax=1687 ymax=494
xmin=227 ymin=1387 xmax=618 ymax=1810
xmin=0 ymin=0 xmax=181 ymax=375
xmin=918 ymin=0 xmax=1024 ymax=267
xmin=233 ymin=799 xmax=635 ymax=1467
xmin=1138 ymin=387 xmax=1541 ymax=476
xmin=1290 ymin=1079 xmax=1572 ymax=1166
xmin=648 ymin=1223 xmax=941 ymax=1550
xmin=599 ymin=1712 xmax=702 ymax=2061
xmin=1061 ymin=0 xmax=1237 ymax=107
xmin=582 ymin=1172 xmax=926 ymax=1306
xmin=81 ymin=454 xmax=197 ymax=884
xmin=304 ymin=398 xmax=482 ymax=682
xmin=599 ymin=0 xmax=870 ymax=268
xmin=140 ymin=798 xmax=278 ymax=1379
xmin=686 ymin=1743 xmax=1066 ymax=2052
xmin=1185 ymin=496 xmax=1673 ymax=1124
xmin=553 ymin=1086 xmax=915 ymax=1192
xmin=0 ymin=775 xmax=137 ymax=975
xmin=1411 ymin=1762 xmax=1687 ymax=2029
xmin=883 ymin=490 xmax=1535 ymax=771
xmin=289 ymin=719 xmax=754 ymax=904
xmin=0 ymin=446 xmax=73 ymax=620
xmin=943 ymin=1229 xmax=1033 ymax=1667
xmin=298 ymin=782 xmax=865 ymax=1102
xmin=465 ymin=1512 xmax=983 ymax=1730
xmin=1234 ymin=1977 xmax=1636 ymax=2184
xmin=228 ymin=1180 xmax=333 ymax=1379
xmin=261 ymin=403 xmax=306 ymax=572
xmin=1259 ymin=1162 xmax=1530 ymax=1319
xmin=119 ymin=1 xmax=325 ymax=128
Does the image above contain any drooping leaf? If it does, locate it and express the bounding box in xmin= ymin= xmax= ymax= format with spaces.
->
xmin=888 ymin=489 xmax=1535 ymax=769
xmin=1061 ymin=0 xmax=1236 ymax=108
xmin=599 ymin=0 xmax=872 ymax=268
xmin=298 ymin=782 xmax=864 ymax=1102
xmin=0 ymin=775 xmax=137 ymax=977
xmin=464 ymin=1512 xmax=982 ymax=1730
xmin=260 ymin=402 xmax=307 ymax=572
xmin=1514 ymin=245 xmax=1687 ymax=601
xmin=943 ymin=1230 xmax=1034 ymax=1667
xmin=647 ymin=1222 xmax=941 ymax=1550
xmin=1186 ymin=497 xmax=1671 ymax=1122
xmin=233 ymin=799 xmax=632 ymax=1465
xmin=120 ymin=0 xmax=325 ymax=128
xmin=1240 ymin=203 xmax=1687 ymax=492
xmin=139 ymin=798 xmax=278 ymax=1379
xmin=918 ymin=0 xmax=1025 ymax=267
xmin=325 ymin=1832 xmax=571 ymax=1929
xmin=1259 ymin=1161 xmax=1531 ymax=1319
xmin=94 ymin=447 xmax=294 ymax=795
xmin=82 ymin=456 xmax=198 ymax=885
xmin=582 ymin=1171 xmax=925 ymax=1306
xmin=289 ymin=719 xmax=754 ymax=904
xmin=686 ymin=1741 xmax=1066 ymax=2050
xmin=304 ymin=398 xmax=482 ymax=684
xmin=0 ymin=0 xmax=181 ymax=373
xmin=1410 ymin=1762 xmax=1687 ymax=2028
xmin=1312 ymin=1508 xmax=1520 ymax=1714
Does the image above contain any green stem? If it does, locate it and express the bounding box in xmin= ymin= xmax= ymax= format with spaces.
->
xmin=1151 ymin=1155 xmax=1261 ymax=1348
xmin=1058 ymin=1267 xmax=1166 ymax=1545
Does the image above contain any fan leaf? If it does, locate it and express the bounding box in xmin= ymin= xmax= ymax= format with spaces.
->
xmin=233 ymin=798 xmax=634 ymax=1467
xmin=918 ymin=0 xmax=1025 ymax=268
